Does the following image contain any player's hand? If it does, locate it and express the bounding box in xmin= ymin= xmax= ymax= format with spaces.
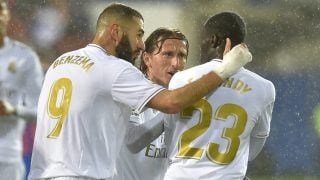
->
xmin=0 ymin=100 xmax=16 ymax=116
xmin=213 ymin=39 xmax=252 ymax=80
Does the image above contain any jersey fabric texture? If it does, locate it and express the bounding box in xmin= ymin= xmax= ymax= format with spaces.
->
xmin=0 ymin=37 xmax=43 ymax=178
xmin=29 ymin=44 xmax=164 ymax=179
xmin=114 ymin=108 xmax=167 ymax=180
xmin=164 ymin=59 xmax=275 ymax=180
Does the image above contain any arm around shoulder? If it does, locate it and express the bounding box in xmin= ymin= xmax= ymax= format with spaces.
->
xmin=147 ymin=71 xmax=223 ymax=113
xmin=147 ymin=43 xmax=252 ymax=114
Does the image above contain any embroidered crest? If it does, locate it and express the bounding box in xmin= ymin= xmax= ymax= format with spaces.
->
xmin=8 ymin=62 xmax=17 ymax=73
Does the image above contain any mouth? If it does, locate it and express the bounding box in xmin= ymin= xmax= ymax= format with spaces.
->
xmin=168 ymin=71 xmax=177 ymax=77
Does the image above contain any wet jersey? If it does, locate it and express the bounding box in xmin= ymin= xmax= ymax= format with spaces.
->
xmin=164 ymin=59 xmax=275 ymax=180
xmin=29 ymin=44 xmax=164 ymax=179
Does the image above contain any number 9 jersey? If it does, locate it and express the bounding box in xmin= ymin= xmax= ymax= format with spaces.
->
xmin=164 ymin=59 xmax=275 ymax=180
xmin=29 ymin=44 xmax=164 ymax=179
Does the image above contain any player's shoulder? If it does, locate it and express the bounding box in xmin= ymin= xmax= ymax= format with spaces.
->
xmin=241 ymin=69 xmax=274 ymax=87
xmin=100 ymin=56 xmax=138 ymax=78
xmin=9 ymin=38 xmax=37 ymax=55
xmin=240 ymin=69 xmax=275 ymax=99
xmin=83 ymin=45 xmax=134 ymax=67
xmin=6 ymin=38 xmax=41 ymax=65
xmin=9 ymin=38 xmax=33 ymax=51
xmin=52 ymin=46 xmax=135 ymax=74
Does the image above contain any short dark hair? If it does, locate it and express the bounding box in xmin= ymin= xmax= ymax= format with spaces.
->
xmin=204 ymin=12 xmax=246 ymax=47
xmin=140 ymin=27 xmax=189 ymax=74
xmin=96 ymin=3 xmax=143 ymax=33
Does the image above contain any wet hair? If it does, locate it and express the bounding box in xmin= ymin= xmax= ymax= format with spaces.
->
xmin=204 ymin=12 xmax=246 ymax=48
xmin=96 ymin=3 xmax=143 ymax=34
xmin=140 ymin=27 xmax=189 ymax=74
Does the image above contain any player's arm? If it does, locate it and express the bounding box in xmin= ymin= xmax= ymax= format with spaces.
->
xmin=249 ymin=96 xmax=275 ymax=161
xmin=125 ymin=113 xmax=164 ymax=153
xmin=249 ymin=81 xmax=275 ymax=161
xmin=248 ymin=136 xmax=267 ymax=161
xmin=14 ymin=51 xmax=44 ymax=121
xmin=147 ymin=42 xmax=252 ymax=113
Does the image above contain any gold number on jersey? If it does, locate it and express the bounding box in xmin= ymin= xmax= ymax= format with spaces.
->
xmin=47 ymin=78 xmax=73 ymax=139
xmin=207 ymin=104 xmax=247 ymax=164
xmin=178 ymin=99 xmax=212 ymax=159
xmin=178 ymin=99 xmax=247 ymax=164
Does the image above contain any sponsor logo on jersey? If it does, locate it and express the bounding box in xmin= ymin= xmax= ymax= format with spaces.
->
xmin=8 ymin=62 xmax=17 ymax=73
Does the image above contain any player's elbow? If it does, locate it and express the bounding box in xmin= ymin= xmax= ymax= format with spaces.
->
xmin=162 ymin=98 xmax=183 ymax=114
xmin=148 ymin=89 xmax=185 ymax=113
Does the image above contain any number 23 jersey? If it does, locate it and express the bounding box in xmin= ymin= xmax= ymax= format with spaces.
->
xmin=164 ymin=59 xmax=275 ymax=179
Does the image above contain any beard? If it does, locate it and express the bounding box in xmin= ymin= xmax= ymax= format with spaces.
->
xmin=115 ymin=34 xmax=135 ymax=64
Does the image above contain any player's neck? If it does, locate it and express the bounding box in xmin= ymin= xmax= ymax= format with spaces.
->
xmin=92 ymin=36 xmax=116 ymax=56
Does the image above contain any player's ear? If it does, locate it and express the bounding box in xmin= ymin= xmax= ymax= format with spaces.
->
xmin=211 ymin=34 xmax=219 ymax=48
xmin=110 ymin=24 xmax=123 ymax=45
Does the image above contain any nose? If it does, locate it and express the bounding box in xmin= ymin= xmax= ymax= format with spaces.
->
xmin=171 ymin=56 xmax=184 ymax=70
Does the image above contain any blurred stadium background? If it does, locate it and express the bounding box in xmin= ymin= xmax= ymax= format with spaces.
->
xmin=7 ymin=0 xmax=320 ymax=179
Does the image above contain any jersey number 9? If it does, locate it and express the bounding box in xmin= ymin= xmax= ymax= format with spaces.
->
xmin=46 ymin=78 xmax=73 ymax=139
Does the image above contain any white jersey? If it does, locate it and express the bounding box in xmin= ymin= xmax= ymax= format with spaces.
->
xmin=0 ymin=37 xmax=43 ymax=162
xmin=115 ymin=108 xmax=167 ymax=180
xmin=29 ymin=44 xmax=164 ymax=179
xmin=164 ymin=59 xmax=275 ymax=180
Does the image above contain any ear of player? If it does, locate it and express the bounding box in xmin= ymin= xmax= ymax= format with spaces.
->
xmin=213 ymin=43 xmax=252 ymax=80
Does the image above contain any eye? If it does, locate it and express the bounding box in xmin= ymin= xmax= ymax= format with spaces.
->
xmin=179 ymin=53 xmax=187 ymax=62
xmin=137 ymin=32 xmax=144 ymax=38
xmin=162 ymin=52 xmax=173 ymax=58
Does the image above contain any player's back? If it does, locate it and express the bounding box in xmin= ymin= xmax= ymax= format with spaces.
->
xmin=29 ymin=45 xmax=134 ymax=179
xmin=165 ymin=59 xmax=275 ymax=180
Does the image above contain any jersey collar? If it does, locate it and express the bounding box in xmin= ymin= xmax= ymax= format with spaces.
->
xmin=87 ymin=44 xmax=109 ymax=56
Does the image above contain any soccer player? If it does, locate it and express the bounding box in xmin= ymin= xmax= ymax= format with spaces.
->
xmin=114 ymin=27 xmax=189 ymax=180
xmin=164 ymin=12 xmax=275 ymax=180
xmin=0 ymin=1 xmax=44 ymax=180
xmin=29 ymin=3 xmax=252 ymax=180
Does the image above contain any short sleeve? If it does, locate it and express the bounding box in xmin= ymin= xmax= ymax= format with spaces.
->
xmin=111 ymin=66 xmax=165 ymax=114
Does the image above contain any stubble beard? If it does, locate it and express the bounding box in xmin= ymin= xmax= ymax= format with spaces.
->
xmin=115 ymin=34 xmax=135 ymax=64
